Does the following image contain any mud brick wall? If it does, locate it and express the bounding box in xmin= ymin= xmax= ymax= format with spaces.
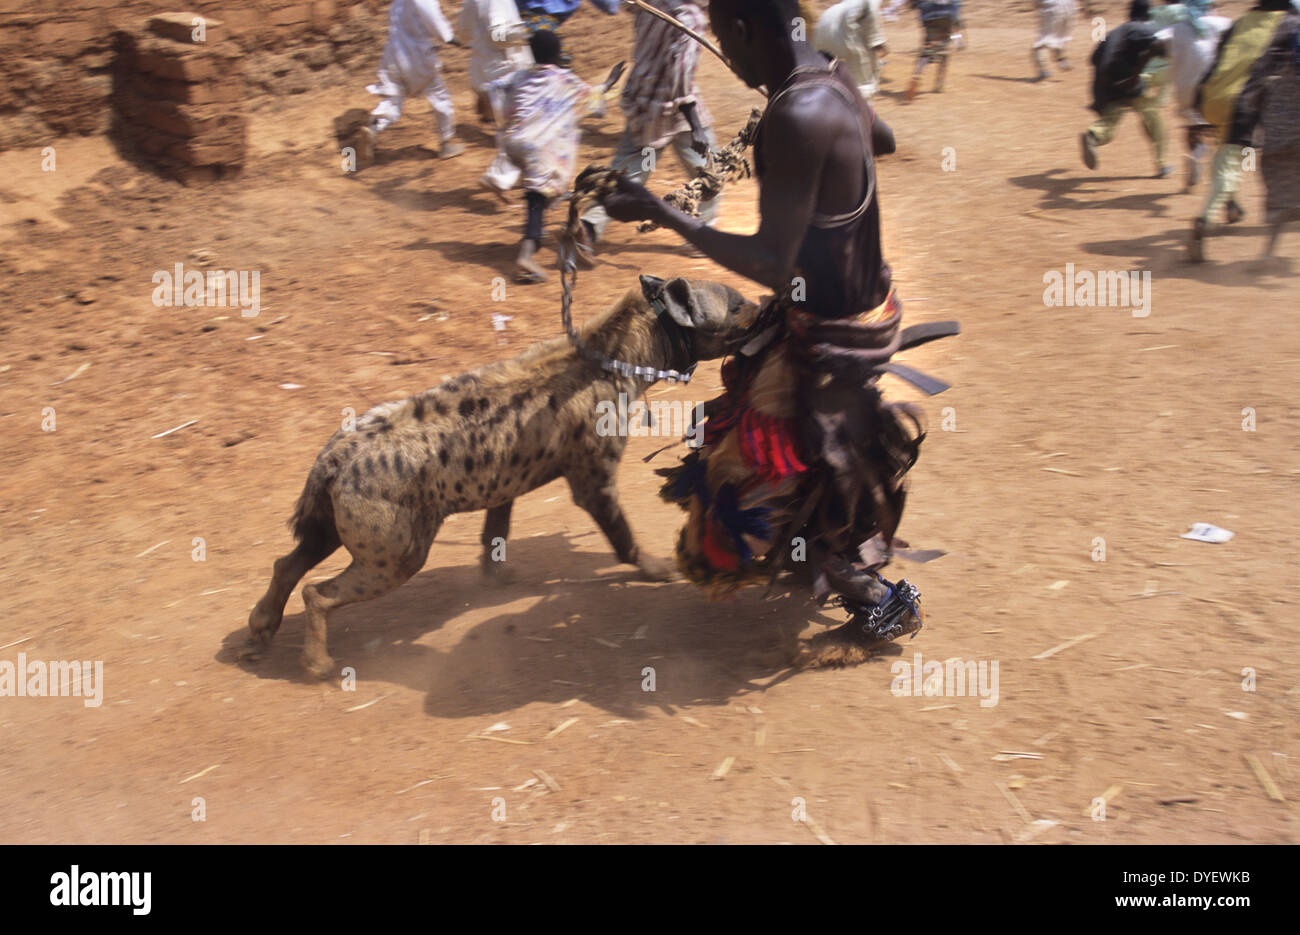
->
xmin=112 ymin=14 xmax=247 ymax=183
xmin=0 ymin=0 xmax=1143 ymax=154
xmin=0 ymin=0 xmax=391 ymax=152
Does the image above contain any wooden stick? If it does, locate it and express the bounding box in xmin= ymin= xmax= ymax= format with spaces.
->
xmin=622 ymin=0 xmax=768 ymax=99
xmin=1244 ymin=754 xmax=1286 ymax=802
xmin=624 ymin=0 xmax=727 ymax=66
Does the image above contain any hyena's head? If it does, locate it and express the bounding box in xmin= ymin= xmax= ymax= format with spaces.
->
xmin=641 ymin=275 xmax=760 ymax=362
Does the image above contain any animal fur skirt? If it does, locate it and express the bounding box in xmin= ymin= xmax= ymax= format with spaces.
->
xmin=658 ymin=289 xmax=925 ymax=601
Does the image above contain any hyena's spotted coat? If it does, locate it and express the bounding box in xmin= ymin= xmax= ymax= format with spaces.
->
xmin=244 ymin=277 xmax=756 ymax=677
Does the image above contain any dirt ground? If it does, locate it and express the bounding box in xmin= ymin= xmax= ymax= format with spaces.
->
xmin=0 ymin=2 xmax=1297 ymax=844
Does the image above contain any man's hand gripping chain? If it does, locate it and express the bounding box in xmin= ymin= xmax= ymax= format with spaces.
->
xmin=554 ymin=108 xmax=764 ymax=381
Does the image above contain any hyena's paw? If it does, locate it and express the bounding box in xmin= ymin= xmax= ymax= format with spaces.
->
xmin=480 ymin=557 xmax=518 ymax=585
xmin=237 ymin=640 xmax=267 ymax=663
xmin=244 ymin=600 xmax=280 ymax=649
xmin=637 ymin=554 xmax=677 ymax=582
xmin=301 ymin=651 xmax=337 ymax=680
xmin=238 ymin=628 xmax=273 ymax=663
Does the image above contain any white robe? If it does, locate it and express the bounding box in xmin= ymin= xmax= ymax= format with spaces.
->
xmin=485 ymin=65 xmax=603 ymax=198
xmin=456 ymin=0 xmax=533 ymax=93
xmin=1034 ymin=0 xmax=1076 ymax=51
xmin=367 ymin=0 xmax=457 ymax=137
xmin=1156 ymin=14 xmax=1232 ymax=122
xmin=814 ymin=0 xmax=887 ymax=99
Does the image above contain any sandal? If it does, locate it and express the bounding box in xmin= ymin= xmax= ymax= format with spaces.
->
xmin=514 ymin=264 xmax=547 ymax=285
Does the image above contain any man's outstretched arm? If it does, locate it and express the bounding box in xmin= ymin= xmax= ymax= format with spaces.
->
xmin=602 ymin=98 xmax=833 ymax=292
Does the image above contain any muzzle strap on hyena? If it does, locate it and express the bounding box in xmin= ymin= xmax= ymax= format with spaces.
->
xmin=658 ymin=287 xmax=959 ymax=658
xmin=243 ymin=275 xmax=757 ymax=678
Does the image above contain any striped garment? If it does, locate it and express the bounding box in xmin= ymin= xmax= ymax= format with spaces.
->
xmin=619 ymin=0 xmax=714 ymax=149
xmin=911 ymin=0 xmax=961 ymax=23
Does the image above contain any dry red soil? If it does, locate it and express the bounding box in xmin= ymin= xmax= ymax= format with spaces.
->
xmin=0 ymin=2 xmax=1296 ymax=843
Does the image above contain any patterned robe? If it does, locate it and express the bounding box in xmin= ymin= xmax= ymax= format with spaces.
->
xmin=490 ymin=64 xmax=604 ymax=198
xmin=1231 ymin=13 xmax=1300 ymax=213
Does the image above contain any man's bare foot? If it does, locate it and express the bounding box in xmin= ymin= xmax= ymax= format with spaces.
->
xmin=515 ymin=238 xmax=547 ymax=284
xmin=515 ymin=263 xmax=546 ymax=284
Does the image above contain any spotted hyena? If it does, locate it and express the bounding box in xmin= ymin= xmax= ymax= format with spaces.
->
xmin=243 ymin=276 xmax=757 ymax=677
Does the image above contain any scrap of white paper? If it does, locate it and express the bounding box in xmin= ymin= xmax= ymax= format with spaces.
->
xmin=1181 ymin=523 xmax=1234 ymax=544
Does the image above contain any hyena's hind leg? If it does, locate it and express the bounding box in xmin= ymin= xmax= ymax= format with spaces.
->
xmin=480 ymin=500 xmax=516 ymax=583
xmin=298 ymin=516 xmax=439 ymax=679
xmin=243 ymin=529 xmax=341 ymax=659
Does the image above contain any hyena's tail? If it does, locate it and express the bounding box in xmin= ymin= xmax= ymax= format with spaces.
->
xmin=287 ymin=455 xmax=340 ymax=556
xmin=244 ymin=453 xmax=341 ymax=647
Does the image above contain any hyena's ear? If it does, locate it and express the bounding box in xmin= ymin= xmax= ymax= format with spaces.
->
xmin=659 ymin=277 xmax=701 ymax=329
xmin=639 ymin=274 xmax=665 ymax=297
xmin=641 ymin=274 xmax=699 ymax=329
xmin=644 ymin=276 xmax=741 ymax=330
xmin=663 ymin=278 xmax=755 ymax=329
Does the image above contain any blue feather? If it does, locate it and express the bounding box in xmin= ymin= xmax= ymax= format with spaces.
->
xmin=713 ymin=484 xmax=772 ymax=564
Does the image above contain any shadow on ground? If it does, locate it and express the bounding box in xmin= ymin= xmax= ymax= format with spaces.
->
xmin=1009 ymin=168 xmax=1177 ymax=216
xmin=1081 ymin=223 xmax=1296 ymax=285
xmin=217 ymin=531 xmax=850 ymax=719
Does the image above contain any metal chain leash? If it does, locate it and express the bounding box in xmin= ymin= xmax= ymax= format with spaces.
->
xmin=554 ymin=109 xmax=765 ymax=386
xmin=557 ymin=167 xmax=697 ymax=385
xmin=543 ymin=0 xmax=767 ymax=384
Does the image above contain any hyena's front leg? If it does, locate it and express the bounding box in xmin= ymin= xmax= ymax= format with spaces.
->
xmin=565 ymin=472 xmax=674 ymax=581
xmin=480 ymin=500 xmax=517 ymax=583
